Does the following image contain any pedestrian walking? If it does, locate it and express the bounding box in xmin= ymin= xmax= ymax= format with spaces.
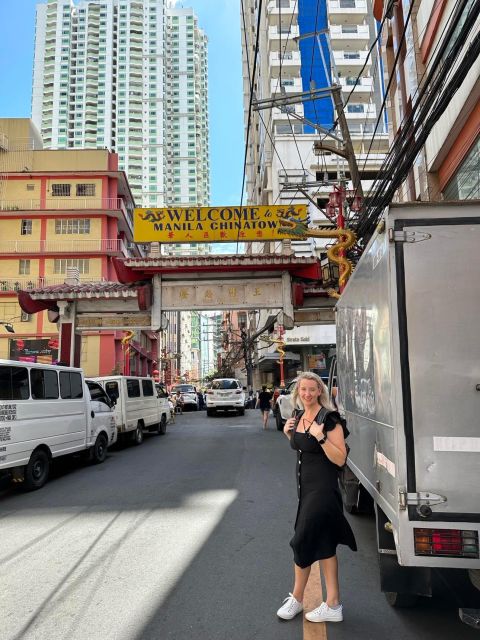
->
xmin=277 ymin=372 xmax=356 ymax=623
xmin=255 ymin=385 xmax=272 ymax=429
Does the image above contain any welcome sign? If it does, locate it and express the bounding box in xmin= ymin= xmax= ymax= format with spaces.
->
xmin=133 ymin=204 xmax=308 ymax=243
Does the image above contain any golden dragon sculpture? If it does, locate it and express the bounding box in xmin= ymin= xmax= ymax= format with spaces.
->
xmin=278 ymin=218 xmax=357 ymax=298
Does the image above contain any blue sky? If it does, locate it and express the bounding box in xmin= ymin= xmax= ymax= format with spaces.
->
xmin=0 ymin=0 xmax=244 ymax=207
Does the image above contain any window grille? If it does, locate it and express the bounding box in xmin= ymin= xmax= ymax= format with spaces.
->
xmin=51 ymin=183 xmax=71 ymax=197
xmin=21 ymin=220 xmax=32 ymax=235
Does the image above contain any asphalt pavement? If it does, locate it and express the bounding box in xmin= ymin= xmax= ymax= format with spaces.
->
xmin=0 ymin=410 xmax=477 ymax=640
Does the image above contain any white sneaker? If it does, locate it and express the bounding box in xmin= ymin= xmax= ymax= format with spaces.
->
xmin=276 ymin=593 xmax=303 ymax=620
xmin=305 ymin=602 xmax=343 ymax=623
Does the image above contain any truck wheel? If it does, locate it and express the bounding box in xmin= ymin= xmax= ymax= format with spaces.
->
xmin=206 ymin=408 xmax=215 ymax=417
xmin=237 ymin=408 xmax=245 ymax=416
xmin=24 ymin=449 xmax=50 ymax=491
xmin=91 ymin=433 xmax=108 ymax=464
xmin=276 ymin=411 xmax=284 ymax=431
xmin=385 ymin=591 xmax=419 ymax=608
xmin=157 ymin=414 xmax=167 ymax=435
xmin=132 ymin=425 xmax=144 ymax=445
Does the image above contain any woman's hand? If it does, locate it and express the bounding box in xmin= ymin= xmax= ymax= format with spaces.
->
xmin=307 ymin=421 xmax=324 ymax=440
xmin=283 ymin=417 xmax=296 ymax=439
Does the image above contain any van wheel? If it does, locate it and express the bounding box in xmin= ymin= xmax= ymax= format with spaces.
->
xmin=157 ymin=414 xmax=167 ymax=435
xmin=24 ymin=449 xmax=50 ymax=491
xmin=384 ymin=591 xmax=420 ymax=608
xmin=132 ymin=425 xmax=144 ymax=445
xmin=91 ymin=433 xmax=108 ymax=464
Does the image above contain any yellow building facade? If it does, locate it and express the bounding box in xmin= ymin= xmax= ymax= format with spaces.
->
xmin=0 ymin=119 xmax=155 ymax=376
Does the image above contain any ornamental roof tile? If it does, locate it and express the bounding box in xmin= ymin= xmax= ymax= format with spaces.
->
xmin=22 ymin=281 xmax=144 ymax=300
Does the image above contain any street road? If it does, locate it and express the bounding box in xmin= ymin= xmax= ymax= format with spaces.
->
xmin=0 ymin=411 xmax=477 ymax=640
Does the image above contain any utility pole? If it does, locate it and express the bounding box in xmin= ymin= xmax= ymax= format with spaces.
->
xmin=241 ymin=327 xmax=254 ymax=393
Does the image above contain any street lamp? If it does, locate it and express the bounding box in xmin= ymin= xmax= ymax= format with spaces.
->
xmin=0 ymin=322 xmax=15 ymax=333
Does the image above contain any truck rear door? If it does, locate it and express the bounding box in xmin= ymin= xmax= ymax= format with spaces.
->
xmin=395 ymin=216 xmax=480 ymax=519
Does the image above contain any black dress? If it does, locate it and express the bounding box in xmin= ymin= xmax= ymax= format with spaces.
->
xmin=289 ymin=411 xmax=357 ymax=568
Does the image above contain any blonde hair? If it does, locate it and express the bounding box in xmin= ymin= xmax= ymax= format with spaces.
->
xmin=291 ymin=371 xmax=336 ymax=412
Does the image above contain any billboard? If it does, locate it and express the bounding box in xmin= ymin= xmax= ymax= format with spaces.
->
xmin=9 ymin=338 xmax=59 ymax=365
xmin=133 ymin=204 xmax=308 ymax=243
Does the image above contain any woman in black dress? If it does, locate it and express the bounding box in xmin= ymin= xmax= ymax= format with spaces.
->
xmin=276 ymin=372 xmax=357 ymax=624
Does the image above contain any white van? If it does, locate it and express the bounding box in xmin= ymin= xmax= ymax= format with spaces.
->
xmin=92 ymin=375 xmax=169 ymax=444
xmin=0 ymin=359 xmax=116 ymax=491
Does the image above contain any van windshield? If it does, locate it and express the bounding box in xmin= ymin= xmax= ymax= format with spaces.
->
xmin=212 ymin=380 xmax=239 ymax=390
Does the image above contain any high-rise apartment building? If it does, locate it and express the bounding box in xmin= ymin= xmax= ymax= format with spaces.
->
xmin=32 ymin=0 xmax=210 ymax=210
xmin=164 ymin=7 xmax=210 ymax=209
xmin=241 ymin=0 xmax=388 ymax=256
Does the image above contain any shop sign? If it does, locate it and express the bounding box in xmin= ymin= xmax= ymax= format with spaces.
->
xmin=133 ymin=204 xmax=307 ymax=243
xmin=284 ymin=324 xmax=336 ymax=345
xmin=9 ymin=338 xmax=58 ymax=365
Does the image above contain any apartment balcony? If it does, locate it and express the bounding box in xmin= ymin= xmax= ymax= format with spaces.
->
xmin=0 ymin=197 xmax=130 ymax=213
xmin=267 ymin=25 xmax=300 ymax=51
xmin=0 ymin=238 xmax=129 ymax=257
xmin=333 ymin=50 xmax=370 ymax=74
xmin=345 ymin=103 xmax=377 ymax=119
xmin=339 ymin=76 xmax=374 ymax=98
xmin=270 ymin=76 xmax=303 ymax=95
xmin=266 ymin=0 xmax=298 ymax=21
xmin=329 ymin=24 xmax=370 ymax=46
xmin=327 ymin=0 xmax=368 ymax=23
xmin=269 ymin=50 xmax=301 ymax=77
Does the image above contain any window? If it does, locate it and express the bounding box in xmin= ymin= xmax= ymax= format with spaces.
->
xmin=142 ymin=379 xmax=154 ymax=397
xmin=347 ymin=104 xmax=364 ymax=113
xmin=60 ymin=371 xmax=83 ymax=399
xmin=19 ymin=259 xmax=30 ymax=275
xmin=30 ymin=369 xmax=59 ymax=400
xmin=54 ymin=259 xmax=90 ymax=274
xmin=212 ymin=379 xmax=239 ymax=390
xmin=52 ymin=183 xmax=71 ymax=196
xmin=26 ymin=184 xmax=35 ymax=191
xmin=105 ymin=381 xmax=120 ymax=403
xmin=86 ymin=381 xmax=111 ymax=406
xmin=443 ymin=136 xmax=480 ymax=201
xmin=55 ymin=219 xmax=91 ymax=234
xmin=127 ymin=378 xmax=140 ymax=398
xmin=0 ymin=365 xmax=30 ymax=400
xmin=21 ymin=220 xmax=32 ymax=235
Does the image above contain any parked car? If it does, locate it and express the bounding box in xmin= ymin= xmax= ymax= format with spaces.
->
xmin=206 ymin=378 xmax=245 ymax=416
xmin=170 ymin=384 xmax=198 ymax=411
xmin=0 ymin=360 xmax=116 ymax=490
xmin=92 ymin=375 xmax=169 ymax=443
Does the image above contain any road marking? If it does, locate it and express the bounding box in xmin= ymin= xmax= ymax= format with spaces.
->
xmin=303 ymin=562 xmax=327 ymax=640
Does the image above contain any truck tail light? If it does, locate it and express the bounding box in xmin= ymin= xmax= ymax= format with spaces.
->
xmin=235 ymin=390 xmax=242 ymax=394
xmin=207 ymin=390 xmax=214 ymax=395
xmin=414 ymin=528 xmax=479 ymax=558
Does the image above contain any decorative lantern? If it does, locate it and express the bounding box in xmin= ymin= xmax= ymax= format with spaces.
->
xmin=329 ymin=191 xmax=342 ymax=207
xmin=350 ymin=195 xmax=363 ymax=212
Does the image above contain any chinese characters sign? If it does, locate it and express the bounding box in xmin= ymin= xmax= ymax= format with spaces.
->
xmin=162 ymin=280 xmax=285 ymax=310
xmin=133 ymin=205 xmax=308 ymax=243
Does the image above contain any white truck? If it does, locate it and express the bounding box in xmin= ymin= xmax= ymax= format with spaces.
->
xmin=92 ymin=375 xmax=169 ymax=444
xmin=0 ymin=360 xmax=116 ymax=490
xmin=335 ymin=202 xmax=480 ymax=625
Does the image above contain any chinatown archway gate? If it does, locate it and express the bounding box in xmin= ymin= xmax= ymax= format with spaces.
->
xmin=18 ymin=254 xmax=326 ymax=370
